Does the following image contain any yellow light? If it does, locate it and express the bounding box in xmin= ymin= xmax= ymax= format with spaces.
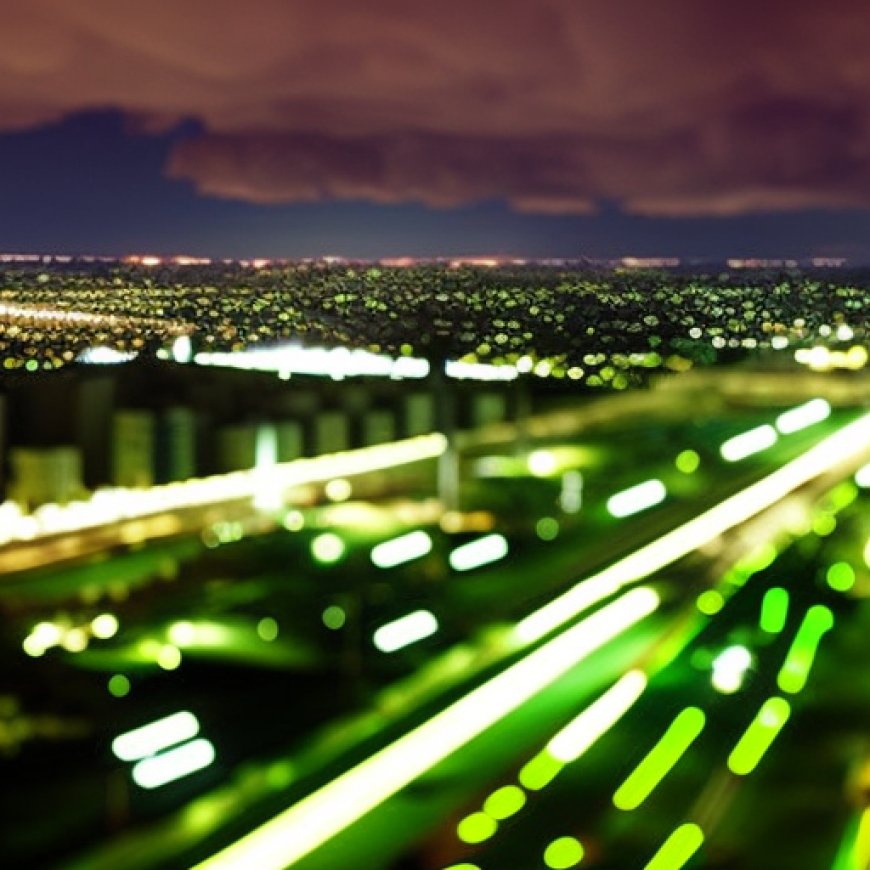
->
xmin=157 ymin=645 xmax=183 ymax=670
xmin=675 ymin=450 xmax=700 ymax=474
xmin=311 ymin=533 xmax=345 ymax=564
xmin=324 ymin=479 xmax=352 ymax=502
xmin=457 ymin=812 xmax=498 ymax=844
xmin=528 ymin=450 xmax=558 ymax=477
xmin=169 ymin=621 xmax=197 ymax=646
xmin=193 ymin=588 xmax=659 ymax=870
xmin=547 ymin=670 xmax=648 ymax=763
xmin=544 ymin=836 xmax=585 ymax=869
xmin=483 ymin=785 xmax=526 ymax=820
xmin=91 ymin=613 xmax=119 ymax=640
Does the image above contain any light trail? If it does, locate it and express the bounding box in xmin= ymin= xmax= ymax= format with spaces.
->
xmin=613 ymin=707 xmax=706 ymax=810
xmin=0 ymin=433 xmax=447 ymax=546
xmin=112 ymin=712 xmax=200 ymax=762
xmin=193 ymin=587 xmax=659 ymax=870
xmin=515 ymin=411 xmax=870 ymax=643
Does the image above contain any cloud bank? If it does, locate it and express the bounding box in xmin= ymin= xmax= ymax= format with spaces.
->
xmin=3 ymin=0 xmax=870 ymax=215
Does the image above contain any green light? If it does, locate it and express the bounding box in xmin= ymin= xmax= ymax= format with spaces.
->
xmin=457 ymin=812 xmax=498 ymax=844
xmin=777 ymin=605 xmax=834 ymax=694
xmin=825 ymin=480 xmax=858 ymax=511
xmin=826 ymin=562 xmax=856 ymax=593
xmin=444 ymin=865 xmax=481 ymax=870
xmin=108 ymin=674 xmax=131 ymax=698
xmin=518 ymin=750 xmax=564 ymax=791
xmin=727 ymin=697 xmax=791 ymax=775
xmin=675 ymin=450 xmax=700 ymax=474
xmin=536 ymin=517 xmax=560 ymax=541
xmin=190 ymin=588 xmax=659 ymax=870
xmin=544 ymin=836 xmax=585 ymax=868
xmin=644 ymin=823 xmax=704 ymax=870
xmin=483 ymin=785 xmax=526 ymax=820
xmin=738 ymin=543 xmax=778 ymax=577
xmin=257 ymin=617 xmax=279 ymax=642
xmin=813 ymin=513 xmax=837 ymax=537
xmin=310 ymin=533 xmax=345 ymax=564
xmin=515 ymin=413 xmax=870 ymax=644
xmin=695 ymin=590 xmax=723 ymax=616
xmin=322 ymin=606 xmax=346 ymax=630
xmin=759 ymin=587 xmax=789 ymax=634
xmin=613 ymin=707 xmax=705 ymax=811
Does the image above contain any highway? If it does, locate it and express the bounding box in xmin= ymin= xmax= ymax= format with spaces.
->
xmin=0 ymin=383 xmax=868 ymax=870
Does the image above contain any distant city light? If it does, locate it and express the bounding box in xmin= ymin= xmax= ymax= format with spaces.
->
xmin=77 ymin=346 xmax=139 ymax=365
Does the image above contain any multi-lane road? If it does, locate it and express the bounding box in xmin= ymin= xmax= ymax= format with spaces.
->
xmin=2 ymin=383 xmax=868 ymax=870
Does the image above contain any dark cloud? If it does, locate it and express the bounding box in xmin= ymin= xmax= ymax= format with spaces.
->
xmin=3 ymin=0 xmax=870 ymax=215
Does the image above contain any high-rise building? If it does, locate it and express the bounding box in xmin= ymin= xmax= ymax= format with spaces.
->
xmin=112 ymin=410 xmax=156 ymax=488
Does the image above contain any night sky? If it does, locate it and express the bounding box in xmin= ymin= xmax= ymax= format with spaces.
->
xmin=3 ymin=0 xmax=870 ymax=260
